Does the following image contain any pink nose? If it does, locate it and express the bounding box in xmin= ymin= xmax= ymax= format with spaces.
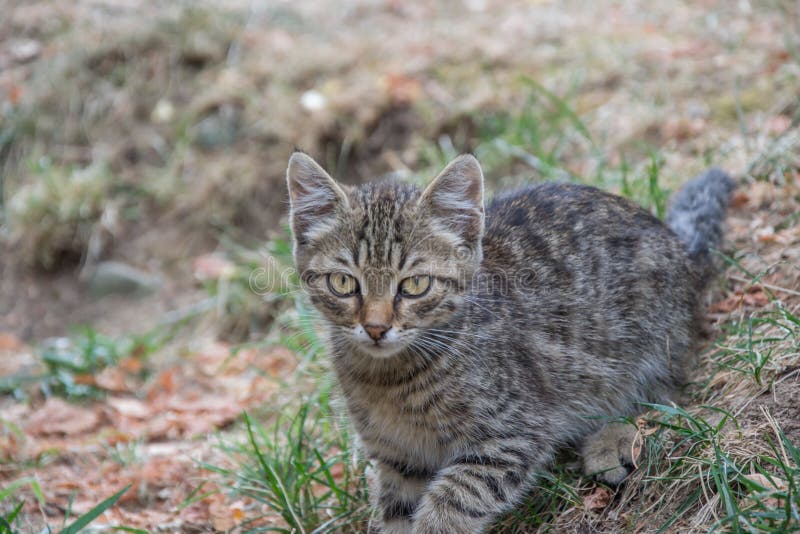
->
xmin=364 ymin=323 xmax=389 ymax=341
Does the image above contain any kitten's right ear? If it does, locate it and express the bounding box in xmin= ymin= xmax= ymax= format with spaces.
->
xmin=418 ymin=154 xmax=485 ymax=247
xmin=286 ymin=152 xmax=349 ymax=245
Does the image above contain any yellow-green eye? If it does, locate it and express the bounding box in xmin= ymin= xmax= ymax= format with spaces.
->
xmin=327 ymin=272 xmax=359 ymax=297
xmin=399 ymin=275 xmax=431 ymax=298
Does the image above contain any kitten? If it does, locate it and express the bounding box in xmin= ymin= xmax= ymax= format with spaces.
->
xmin=285 ymin=152 xmax=734 ymax=533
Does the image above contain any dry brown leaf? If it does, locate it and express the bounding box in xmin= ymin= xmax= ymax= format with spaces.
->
xmin=95 ymin=366 xmax=131 ymax=392
xmin=743 ymin=287 xmax=770 ymax=307
xmin=193 ymin=254 xmax=235 ymax=280
xmin=118 ymin=357 xmax=143 ymax=374
xmin=744 ymin=473 xmax=787 ymax=491
xmin=583 ymin=485 xmax=613 ymax=511
xmin=0 ymin=332 xmax=23 ymax=351
xmin=107 ymin=397 xmax=150 ymax=419
xmin=194 ymin=341 xmax=233 ymax=376
xmin=710 ymin=286 xmax=770 ymax=313
xmin=328 ymin=461 xmax=345 ymax=482
xmin=8 ymin=85 xmax=22 ymax=105
xmin=148 ymin=368 xmax=177 ymax=399
xmin=259 ymin=346 xmax=297 ymax=377
xmin=743 ymin=473 xmax=788 ymax=508
xmin=756 ymin=226 xmax=777 ymax=243
xmin=382 ymin=73 xmax=422 ymax=104
xmin=26 ymin=398 xmax=101 ymax=436
xmin=209 ymin=494 xmax=244 ymax=531
xmin=73 ymin=373 xmax=97 ymax=386
xmin=730 ymin=191 xmax=750 ymax=209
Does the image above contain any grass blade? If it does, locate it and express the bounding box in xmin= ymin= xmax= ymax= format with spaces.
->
xmin=59 ymin=484 xmax=131 ymax=534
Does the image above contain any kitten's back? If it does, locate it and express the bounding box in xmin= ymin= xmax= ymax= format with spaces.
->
xmin=472 ymin=175 xmax=732 ymax=410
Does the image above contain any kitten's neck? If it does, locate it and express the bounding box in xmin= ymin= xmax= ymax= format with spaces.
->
xmin=328 ymin=327 xmax=462 ymax=389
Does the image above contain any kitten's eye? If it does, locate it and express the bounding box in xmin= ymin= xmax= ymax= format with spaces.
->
xmin=327 ymin=272 xmax=359 ymax=297
xmin=399 ymin=275 xmax=431 ymax=298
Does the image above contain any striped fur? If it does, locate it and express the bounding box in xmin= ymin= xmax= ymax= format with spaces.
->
xmin=286 ymin=152 xmax=733 ymax=533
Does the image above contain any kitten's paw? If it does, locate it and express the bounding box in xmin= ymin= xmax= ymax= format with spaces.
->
xmin=581 ymin=422 xmax=639 ymax=486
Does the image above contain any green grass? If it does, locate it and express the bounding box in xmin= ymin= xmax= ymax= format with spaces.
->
xmin=0 ymin=483 xmax=132 ymax=534
xmin=206 ymin=408 xmax=369 ymax=533
xmin=711 ymin=303 xmax=800 ymax=387
xmin=206 ymin=285 xmax=369 ymax=532
xmin=634 ymin=404 xmax=800 ymax=533
xmin=0 ymin=326 xmax=166 ymax=401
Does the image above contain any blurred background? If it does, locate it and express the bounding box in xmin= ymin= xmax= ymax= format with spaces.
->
xmin=0 ymin=1 xmax=799 ymax=532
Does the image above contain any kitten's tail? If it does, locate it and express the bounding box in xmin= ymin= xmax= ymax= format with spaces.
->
xmin=667 ymin=168 xmax=735 ymax=275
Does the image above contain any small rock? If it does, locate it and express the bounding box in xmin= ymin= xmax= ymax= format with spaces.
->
xmin=193 ymin=106 xmax=240 ymax=148
xmin=151 ymin=99 xmax=175 ymax=123
xmin=301 ymin=90 xmax=327 ymax=112
xmin=10 ymin=39 xmax=41 ymax=63
xmin=88 ymin=261 xmax=161 ymax=296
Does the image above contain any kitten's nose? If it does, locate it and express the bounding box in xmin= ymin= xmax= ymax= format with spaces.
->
xmin=364 ymin=323 xmax=389 ymax=341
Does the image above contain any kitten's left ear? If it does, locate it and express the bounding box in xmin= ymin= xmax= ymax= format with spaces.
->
xmin=286 ymin=152 xmax=349 ymax=246
xmin=418 ymin=154 xmax=485 ymax=246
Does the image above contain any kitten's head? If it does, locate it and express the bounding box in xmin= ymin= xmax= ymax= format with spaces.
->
xmin=286 ymin=152 xmax=484 ymax=358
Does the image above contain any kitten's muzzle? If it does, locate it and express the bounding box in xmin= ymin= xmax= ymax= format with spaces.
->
xmin=364 ymin=323 xmax=389 ymax=341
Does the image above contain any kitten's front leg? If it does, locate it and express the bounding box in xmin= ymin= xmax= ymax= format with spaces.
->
xmin=373 ymin=459 xmax=431 ymax=534
xmin=411 ymin=442 xmax=550 ymax=534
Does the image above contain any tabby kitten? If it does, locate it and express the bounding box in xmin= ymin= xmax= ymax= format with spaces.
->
xmin=286 ymin=152 xmax=733 ymax=533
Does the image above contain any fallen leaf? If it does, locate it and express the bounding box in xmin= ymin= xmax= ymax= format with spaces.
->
xmin=8 ymin=85 xmax=23 ymax=106
xmin=193 ymin=254 xmax=236 ymax=280
xmin=743 ymin=473 xmax=787 ymax=508
xmin=710 ymin=286 xmax=770 ymax=313
xmin=209 ymin=494 xmax=244 ymax=531
xmin=194 ymin=341 xmax=233 ymax=376
xmin=73 ymin=373 xmax=97 ymax=386
xmin=382 ymin=73 xmax=422 ymax=104
xmin=231 ymin=501 xmax=245 ymax=524
xmin=730 ymin=191 xmax=750 ymax=209
xmin=710 ymin=296 xmax=738 ymax=314
xmin=258 ymin=346 xmax=297 ymax=377
xmin=118 ymin=357 xmax=143 ymax=374
xmin=26 ymin=398 xmax=101 ymax=436
xmin=107 ymin=397 xmax=151 ymax=419
xmin=0 ymin=332 xmax=23 ymax=351
xmin=743 ymin=473 xmax=787 ymax=491
xmin=756 ymin=226 xmax=776 ymax=243
xmin=148 ymin=368 xmax=177 ymax=399
xmin=583 ymin=486 xmax=613 ymax=511
xmin=743 ymin=286 xmax=770 ymax=307
xmin=96 ymin=366 xmax=130 ymax=392
xmin=328 ymin=461 xmax=345 ymax=482
xmin=636 ymin=418 xmax=659 ymax=436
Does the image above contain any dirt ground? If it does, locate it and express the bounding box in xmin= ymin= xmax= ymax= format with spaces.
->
xmin=1 ymin=0 xmax=799 ymax=532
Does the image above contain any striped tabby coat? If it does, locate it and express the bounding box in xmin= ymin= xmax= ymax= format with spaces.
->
xmin=285 ymin=152 xmax=733 ymax=533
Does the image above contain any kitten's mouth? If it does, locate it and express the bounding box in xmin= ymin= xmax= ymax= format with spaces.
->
xmin=351 ymin=325 xmax=408 ymax=357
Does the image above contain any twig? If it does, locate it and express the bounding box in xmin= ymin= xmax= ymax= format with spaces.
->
xmin=728 ymin=274 xmax=800 ymax=298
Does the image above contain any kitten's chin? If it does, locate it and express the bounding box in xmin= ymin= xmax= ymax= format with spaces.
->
xmin=355 ymin=341 xmax=407 ymax=359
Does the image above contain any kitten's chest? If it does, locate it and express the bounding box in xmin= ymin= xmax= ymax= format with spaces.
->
xmin=346 ymin=384 xmax=469 ymax=469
